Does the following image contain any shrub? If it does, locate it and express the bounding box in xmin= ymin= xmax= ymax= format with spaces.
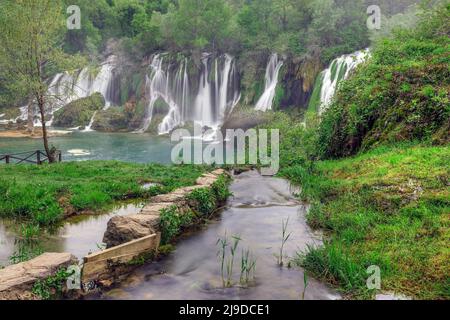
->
xmin=159 ymin=205 xmax=195 ymax=244
xmin=187 ymin=188 xmax=217 ymax=216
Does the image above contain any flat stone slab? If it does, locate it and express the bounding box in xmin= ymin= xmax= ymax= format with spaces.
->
xmin=151 ymin=192 xmax=188 ymax=203
xmin=140 ymin=202 xmax=174 ymax=215
xmin=102 ymin=169 xmax=228 ymax=253
xmin=0 ymin=252 xmax=76 ymax=300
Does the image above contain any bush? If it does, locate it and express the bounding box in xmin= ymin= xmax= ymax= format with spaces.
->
xmin=315 ymin=5 xmax=450 ymax=159
xmin=159 ymin=205 xmax=195 ymax=244
xmin=187 ymin=188 xmax=217 ymax=216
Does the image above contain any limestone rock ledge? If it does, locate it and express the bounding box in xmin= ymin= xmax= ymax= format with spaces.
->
xmin=0 ymin=252 xmax=77 ymax=300
xmin=102 ymin=168 xmax=227 ymax=248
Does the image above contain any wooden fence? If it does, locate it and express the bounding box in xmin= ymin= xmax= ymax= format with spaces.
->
xmin=0 ymin=150 xmax=62 ymax=165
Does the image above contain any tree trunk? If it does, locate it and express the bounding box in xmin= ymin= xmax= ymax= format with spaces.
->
xmin=27 ymin=101 xmax=34 ymax=134
xmin=37 ymin=94 xmax=54 ymax=163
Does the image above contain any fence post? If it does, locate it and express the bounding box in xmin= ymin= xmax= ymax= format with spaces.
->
xmin=36 ymin=151 xmax=41 ymax=165
xmin=5 ymin=155 xmax=10 ymax=164
xmin=58 ymin=151 xmax=62 ymax=162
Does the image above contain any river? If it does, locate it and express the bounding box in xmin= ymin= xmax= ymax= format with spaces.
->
xmin=92 ymin=171 xmax=339 ymax=300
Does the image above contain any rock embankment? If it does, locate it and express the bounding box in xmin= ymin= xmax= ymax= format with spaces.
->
xmin=0 ymin=253 xmax=77 ymax=300
xmin=103 ymin=169 xmax=226 ymax=248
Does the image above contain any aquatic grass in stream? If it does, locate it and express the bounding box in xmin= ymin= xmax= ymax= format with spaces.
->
xmin=226 ymin=235 xmax=241 ymax=287
xmin=275 ymin=218 xmax=291 ymax=267
xmin=240 ymin=248 xmax=257 ymax=286
xmin=217 ymin=233 xmax=256 ymax=288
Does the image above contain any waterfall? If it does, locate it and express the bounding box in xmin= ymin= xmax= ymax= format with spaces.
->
xmin=318 ymin=49 xmax=370 ymax=114
xmin=255 ymin=53 xmax=284 ymax=112
xmin=140 ymin=53 xmax=240 ymax=137
xmin=14 ymin=56 xmax=117 ymax=128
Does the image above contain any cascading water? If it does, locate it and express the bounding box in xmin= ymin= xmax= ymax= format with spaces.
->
xmin=140 ymin=53 xmax=240 ymax=138
xmin=14 ymin=55 xmax=117 ymax=128
xmin=255 ymin=53 xmax=284 ymax=112
xmin=317 ymin=49 xmax=370 ymax=114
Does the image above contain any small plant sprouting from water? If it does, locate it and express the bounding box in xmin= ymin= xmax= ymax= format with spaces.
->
xmin=20 ymin=223 xmax=40 ymax=240
xmin=240 ymin=248 xmax=257 ymax=286
xmin=301 ymin=272 xmax=309 ymax=300
xmin=9 ymin=243 xmax=43 ymax=264
xmin=277 ymin=218 xmax=292 ymax=267
xmin=217 ymin=233 xmax=257 ymax=288
xmin=216 ymin=232 xmax=229 ymax=287
xmin=226 ymin=235 xmax=241 ymax=287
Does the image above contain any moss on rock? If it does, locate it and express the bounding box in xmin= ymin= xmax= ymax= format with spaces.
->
xmin=92 ymin=107 xmax=128 ymax=132
xmin=53 ymin=93 xmax=105 ymax=128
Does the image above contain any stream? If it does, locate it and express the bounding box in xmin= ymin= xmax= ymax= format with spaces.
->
xmin=93 ymin=171 xmax=340 ymax=300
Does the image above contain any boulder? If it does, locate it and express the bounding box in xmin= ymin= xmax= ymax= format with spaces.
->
xmin=92 ymin=107 xmax=128 ymax=132
xmin=0 ymin=252 xmax=77 ymax=300
xmin=103 ymin=215 xmax=158 ymax=248
xmin=53 ymin=93 xmax=105 ymax=128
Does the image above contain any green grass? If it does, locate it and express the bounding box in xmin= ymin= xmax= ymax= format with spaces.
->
xmin=284 ymin=144 xmax=450 ymax=299
xmin=0 ymin=161 xmax=209 ymax=226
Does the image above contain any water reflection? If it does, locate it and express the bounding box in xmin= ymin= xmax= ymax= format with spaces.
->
xmin=0 ymin=203 xmax=143 ymax=266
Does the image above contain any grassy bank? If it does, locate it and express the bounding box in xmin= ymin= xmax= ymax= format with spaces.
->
xmin=0 ymin=161 xmax=209 ymax=226
xmin=281 ymin=143 xmax=449 ymax=299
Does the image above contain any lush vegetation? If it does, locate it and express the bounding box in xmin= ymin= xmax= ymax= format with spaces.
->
xmin=0 ymin=162 xmax=208 ymax=225
xmin=288 ymin=144 xmax=449 ymax=299
xmin=316 ymin=3 xmax=450 ymax=158
xmin=31 ymin=268 xmax=73 ymax=300
xmin=53 ymin=93 xmax=105 ymax=128
xmin=257 ymin=3 xmax=450 ymax=299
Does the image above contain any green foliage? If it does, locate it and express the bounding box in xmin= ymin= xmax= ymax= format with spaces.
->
xmin=164 ymin=0 xmax=232 ymax=51
xmin=187 ymin=188 xmax=217 ymax=216
xmin=159 ymin=205 xmax=195 ymax=244
xmin=53 ymin=93 xmax=105 ymax=128
xmin=287 ymin=144 xmax=450 ymax=299
xmin=211 ymin=174 xmax=232 ymax=203
xmin=0 ymin=162 xmax=207 ymax=226
xmin=316 ymin=4 xmax=450 ymax=158
xmin=32 ymin=268 xmax=73 ymax=300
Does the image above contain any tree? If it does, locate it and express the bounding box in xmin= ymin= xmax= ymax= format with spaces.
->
xmin=166 ymin=0 xmax=232 ymax=51
xmin=0 ymin=0 xmax=82 ymax=162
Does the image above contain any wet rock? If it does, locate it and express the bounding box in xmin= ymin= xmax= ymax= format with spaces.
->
xmin=0 ymin=252 xmax=77 ymax=300
xmin=53 ymin=93 xmax=105 ymax=128
xmin=92 ymin=107 xmax=128 ymax=132
xmin=103 ymin=215 xmax=158 ymax=248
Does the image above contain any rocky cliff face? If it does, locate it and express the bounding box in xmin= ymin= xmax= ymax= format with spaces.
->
xmin=279 ymin=52 xmax=322 ymax=110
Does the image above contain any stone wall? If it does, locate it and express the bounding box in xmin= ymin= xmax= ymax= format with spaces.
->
xmin=0 ymin=253 xmax=77 ymax=300
xmin=0 ymin=169 xmax=229 ymax=299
